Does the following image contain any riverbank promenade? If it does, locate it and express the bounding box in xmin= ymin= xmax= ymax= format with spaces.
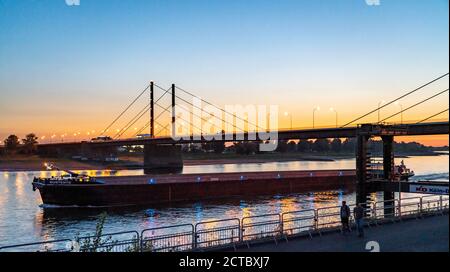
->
xmin=234 ymin=214 xmax=449 ymax=252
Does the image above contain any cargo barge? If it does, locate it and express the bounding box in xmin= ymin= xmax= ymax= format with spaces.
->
xmin=32 ymin=170 xmax=356 ymax=207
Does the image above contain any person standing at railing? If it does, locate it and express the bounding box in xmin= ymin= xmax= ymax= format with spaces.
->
xmin=340 ymin=201 xmax=351 ymax=235
xmin=354 ymin=203 xmax=365 ymax=238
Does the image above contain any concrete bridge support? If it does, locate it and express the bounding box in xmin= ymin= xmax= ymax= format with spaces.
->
xmin=356 ymin=134 xmax=395 ymax=215
xmin=382 ymin=136 xmax=394 ymax=180
xmin=356 ymin=135 xmax=369 ymax=184
xmin=143 ymin=144 xmax=183 ymax=174
xmin=382 ymin=135 xmax=395 ymax=216
xmin=356 ymin=135 xmax=370 ymax=205
xmin=356 ymin=133 xmax=397 ymax=215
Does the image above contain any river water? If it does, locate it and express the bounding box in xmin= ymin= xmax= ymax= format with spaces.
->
xmin=0 ymin=153 xmax=448 ymax=246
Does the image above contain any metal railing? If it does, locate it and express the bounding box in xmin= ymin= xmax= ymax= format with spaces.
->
xmin=373 ymin=199 xmax=399 ymax=223
xmin=0 ymin=239 xmax=73 ymax=252
xmin=421 ymin=195 xmax=446 ymax=215
xmin=241 ymin=214 xmax=282 ymax=244
xmin=141 ymin=224 xmax=194 ymax=252
xmin=316 ymin=205 xmax=344 ymax=233
xmin=281 ymin=209 xmax=316 ymax=238
xmin=398 ymin=196 xmax=422 ymax=218
xmin=195 ymin=219 xmax=240 ymax=250
xmin=75 ymin=230 xmax=140 ymax=252
xmin=442 ymin=195 xmax=449 ymax=210
xmin=1 ymin=195 xmax=448 ymax=252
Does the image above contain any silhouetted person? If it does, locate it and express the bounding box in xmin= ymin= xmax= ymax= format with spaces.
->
xmin=354 ymin=203 xmax=365 ymax=237
xmin=340 ymin=201 xmax=350 ymax=234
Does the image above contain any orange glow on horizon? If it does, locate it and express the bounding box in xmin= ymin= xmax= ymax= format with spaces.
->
xmin=0 ymin=103 xmax=448 ymax=146
xmin=396 ymin=135 xmax=449 ymax=147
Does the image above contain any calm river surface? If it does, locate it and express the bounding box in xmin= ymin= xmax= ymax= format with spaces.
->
xmin=0 ymin=153 xmax=448 ymax=246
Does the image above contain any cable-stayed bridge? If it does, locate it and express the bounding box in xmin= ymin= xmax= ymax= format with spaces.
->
xmin=36 ymin=74 xmax=449 ymax=179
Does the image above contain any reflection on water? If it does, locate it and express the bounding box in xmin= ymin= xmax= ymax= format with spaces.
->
xmin=0 ymin=154 xmax=448 ymax=246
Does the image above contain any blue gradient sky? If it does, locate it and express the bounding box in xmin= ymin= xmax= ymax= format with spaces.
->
xmin=0 ymin=0 xmax=448 ymax=145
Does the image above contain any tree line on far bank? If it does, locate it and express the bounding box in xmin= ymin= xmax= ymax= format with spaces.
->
xmin=1 ymin=134 xmax=38 ymax=155
xmin=184 ymin=138 xmax=444 ymax=155
xmin=229 ymin=138 xmax=355 ymax=155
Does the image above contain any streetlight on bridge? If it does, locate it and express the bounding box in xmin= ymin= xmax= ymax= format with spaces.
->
xmin=329 ymin=108 xmax=338 ymax=128
xmin=284 ymin=112 xmax=293 ymax=130
xmin=395 ymin=102 xmax=404 ymax=124
xmin=313 ymin=107 xmax=320 ymax=128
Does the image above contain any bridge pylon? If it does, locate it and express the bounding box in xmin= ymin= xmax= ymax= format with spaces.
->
xmin=150 ymin=81 xmax=154 ymax=138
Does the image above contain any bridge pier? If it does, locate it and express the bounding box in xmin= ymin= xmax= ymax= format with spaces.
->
xmin=356 ymin=135 xmax=369 ymax=185
xmin=382 ymin=136 xmax=394 ymax=180
xmin=356 ymin=134 xmax=370 ymax=205
xmin=382 ymin=135 xmax=396 ymax=217
xmin=356 ymin=128 xmax=397 ymax=217
xmin=143 ymin=144 xmax=183 ymax=174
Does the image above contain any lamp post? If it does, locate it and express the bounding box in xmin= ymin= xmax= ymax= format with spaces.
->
xmin=378 ymin=100 xmax=386 ymax=123
xmin=284 ymin=112 xmax=293 ymax=130
xmin=313 ymin=107 xmax=320 ymax=128
xmin=395 ymin=102 xmax=403 ymax=124
xmin=330 ymin=108 xmax=338 ymax=128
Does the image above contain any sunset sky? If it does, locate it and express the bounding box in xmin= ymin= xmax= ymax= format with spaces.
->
xmin=0 ymin=0 xmax=448 ymax=146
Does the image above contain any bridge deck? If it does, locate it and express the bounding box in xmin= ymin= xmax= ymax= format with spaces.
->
xmin=37 ymin=121 xmax=449 ymax=148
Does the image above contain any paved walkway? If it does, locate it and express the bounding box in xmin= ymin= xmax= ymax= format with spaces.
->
xmin=236 ymin=215 xmax=449 ymax=252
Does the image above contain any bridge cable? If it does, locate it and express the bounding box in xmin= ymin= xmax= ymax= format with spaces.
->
xmin=153 ymin=84 xmax=172 ymax=104
xmin=135 ymin=119 xmax=166 ymax=137
xmin=136 ymin=101 xmax=206 ymax=138
xmin=134 ymin=122 xmax=150 ymax=136
xmin=154 ymin=123 xmax=171 ymax=137
xmin=153 ymin=104 xmax=172 ymax=122
xmin=135 ymin=102 xmax=187 ymax=137
xmin=99 ymin=84 xmax=150 ymax=136
xmin=115 ymin=105 xmax=151 ymax=139
xmin=152 ymin=87 xmax=238 ymax=134
xmin=173 ymin=92 xmax=250 ymax=134
xmin=113 ymin=104 xmax=150 ymax=138
xmin=378 ymin=89 xmax=449 ymax=123
xmin=154 ymin=119 xmax=192 ymax=137
xmin=134 ymin=85 xmax=175 ymax=136
xmin=175 ymin=86 xmax=266 ymax=131
xmin=174 ymin=94 xmax=244 ymax=133
xmin=154 ymin=103 xmax=205 ymax=135
xmin=118 ymin=86 xmax=172 ymax=138
xmin=416 ymin=109 xmax=449 ymax=124
xmin=135 ymin=122 xmax=151 ymax=136
xmin=341 ymin=73 xmax=449 ymax=127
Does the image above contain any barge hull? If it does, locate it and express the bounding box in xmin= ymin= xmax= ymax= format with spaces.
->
xmin=35 ymin=170 xmax=356 ymax=207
